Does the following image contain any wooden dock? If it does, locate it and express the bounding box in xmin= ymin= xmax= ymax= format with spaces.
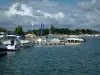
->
xmin=41 ymin=42 xmax=65 ymax=45
xmin=41 ymin=42 xmax=82 ymax=45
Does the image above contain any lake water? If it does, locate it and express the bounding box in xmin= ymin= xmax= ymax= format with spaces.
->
xmin=0 ymin=37 xmax=100 ymax=75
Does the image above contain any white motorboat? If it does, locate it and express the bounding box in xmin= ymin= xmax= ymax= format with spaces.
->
xmin=3 ymin=35 xmax=21 ymax=51
xmin=0 ymin=32 xmax=5 ymax=39
xmin=0 ymin=41 xmax=7 ymax=56
xmin=20 ymin=39 xmax=34 ymax=47
xmin=62 ymin=37 xmax=85 ymax=45
xmin=48 ymin=38 xmax=60 ymax=43
xmin=35 ymin=38 xmax=46 ymax=45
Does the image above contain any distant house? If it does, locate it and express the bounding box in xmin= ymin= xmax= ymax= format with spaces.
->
xmin=25 ymin=34 xmax=36 ymax=38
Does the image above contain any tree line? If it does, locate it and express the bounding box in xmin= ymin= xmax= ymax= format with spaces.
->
xmin=0 ymin=26 xmax=99 ymax=36
xmin=27 ymin=25 xmax=100 ymax=35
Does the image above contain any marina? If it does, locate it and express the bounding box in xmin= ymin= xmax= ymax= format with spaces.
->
xmin=0 ymin=21 xmax=100 ymax=75
xmin=0 ymin=32 xmax=100 ymax=52
xmin=0 ymin=32 xmax=99 ymax=51
xmin=0 ymin=37 xmax=100 ymax=75
xmin=0 ymin=0 xmax=100 ymax=75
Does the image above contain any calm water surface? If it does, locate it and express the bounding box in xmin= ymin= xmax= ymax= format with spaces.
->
xmin=0 ymin=37 xmax=100 ymax=75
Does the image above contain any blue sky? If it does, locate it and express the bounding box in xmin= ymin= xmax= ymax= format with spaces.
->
xmin=0 ymin=0 xmax=100 ymax=31
xmin=0 ymin=0 xmax=12 ymax=6
xmin=51 ymin=0 xmax=80 ymax=4
xmin=0 ymin=0 xmax=86 ymax=6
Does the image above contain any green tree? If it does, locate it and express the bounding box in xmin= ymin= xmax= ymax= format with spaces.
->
xmin=14 ymin=26 xmax=24 ymax=35
xmin=0 ymin=28 xmax=7 ymax=32
xmin=51 ymin=25 xmax=55 ymax=34
xmin=43 ymin=28 xmax=49 ymax=35
xmin=81 ymin=29 xmax=86 ymax=34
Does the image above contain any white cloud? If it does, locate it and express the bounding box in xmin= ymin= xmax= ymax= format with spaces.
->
xmin=5 ymin=3 xmax=33 ymax=17
xmin=0 ymin=0 xmax=100 ymax=30
xmin=91 ymin=0 xmax=97 ymax=4
xmin=37 ymin=10 xmax=65 ymax=20
xmin=0 ymin=2 xmax=65 ymax=30
xmin=42 ymin=0 xmax=49 ymax=2
xmin=77 ymin=0 xmax=100 ymax=29
xmin=4 ymin=2 xmax=65 ymax=20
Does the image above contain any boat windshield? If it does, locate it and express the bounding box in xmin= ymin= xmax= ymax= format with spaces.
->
xmin=3 ymin=36 xmax=17 ymax=41
xmin=0 ymin=34 xmax=3 ymax=35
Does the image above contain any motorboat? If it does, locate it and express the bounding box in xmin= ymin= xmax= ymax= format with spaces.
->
xmin=35 ymin=35 xmax=61 ymax=45
xmin=45 ymin=35 xmax=60 ymax=43
xmin=0 ymin=41 xmax=7 ymax=56
xmin=35 ymin=38 xmax=46 ymax=45
xmin=20 ymin=39 xmax=34 ymax=47
xmin=17 ymin=36 xmax=34 ymax=47
xmin=0 ymin=32 xmax=5 ymax=39
xmin=3 ymin=35 xmax=21 ymax=51
xmin=48 ymin=38 xmax=60 ymax=43
xmin=61 ymin=37 xmax=85 ymax=45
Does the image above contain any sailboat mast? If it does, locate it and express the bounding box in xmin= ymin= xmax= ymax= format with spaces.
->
xmin=31 ymin=21 xmax=34 ymax=34
xmin=49 ymin=25 xmax=51 ymax=34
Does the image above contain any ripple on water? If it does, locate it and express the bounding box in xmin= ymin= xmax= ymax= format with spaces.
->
xmin=0 ymin=37 xmax=100 ymax=75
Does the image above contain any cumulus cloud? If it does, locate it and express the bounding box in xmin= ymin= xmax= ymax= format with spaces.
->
xmin=4 ymin=2 xmax=65 ymax=19
xmin=0 ymin=0 xmax=100 ymax=30
xmin=5 ymin=3 xmax=33 ymax=17
xmin=0 ymin=1 xmax=65 ymax=30
xmin=78 ymin=0 xmax=100 ymax=10
xmin=37 ymin=10 xmax=65 ymax=20
xmin=77 ymin=0 xmax=100 ymax=29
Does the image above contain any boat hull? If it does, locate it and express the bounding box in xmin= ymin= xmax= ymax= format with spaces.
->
xmin=6 ymin=44 xmax=21 ymax=51
xmin=20 ymin=40 xmax=34 ymax=47
xmin=3 ymin=40 xmax=21 ymax=51
xmin=65 ymin=43 xmax=81 ymax=45
xmin=21 ymin=42 xmax=33 ymax=47
xmin=0 ymin=46 xmax=7 ymax=56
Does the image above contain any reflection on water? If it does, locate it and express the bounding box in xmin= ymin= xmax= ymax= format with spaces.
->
xmin=0 ymin=37 xmax=100 ymax=75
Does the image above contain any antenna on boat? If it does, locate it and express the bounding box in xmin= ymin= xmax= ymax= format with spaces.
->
xmin=28 ymin=22 xmax=31 ymax=34
xmin=31 ymin=20 xmax=34 ymax=32
xmin=31 ymin=20 xmax=34 ymax=42
xmin=28 ymin=21 xmax=34 ymax=34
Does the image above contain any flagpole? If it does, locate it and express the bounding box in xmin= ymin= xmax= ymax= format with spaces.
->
xmin=41 ymin=22 xmax=42 ymax=38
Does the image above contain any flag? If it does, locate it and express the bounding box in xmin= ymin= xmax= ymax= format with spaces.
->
xmin=40 ymin=22 xmax=44 ymax=35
